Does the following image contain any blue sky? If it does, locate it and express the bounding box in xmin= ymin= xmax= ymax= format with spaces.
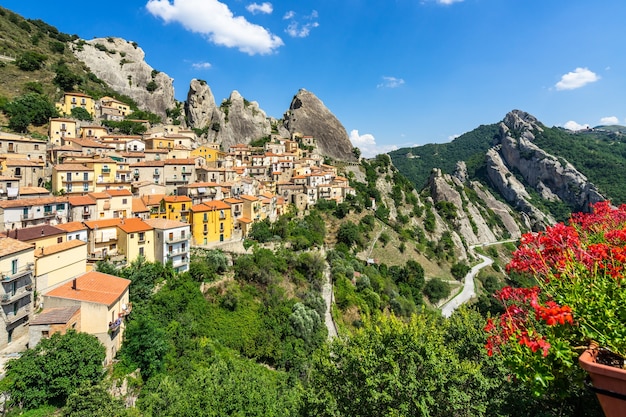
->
xmin=2 ymin=0 xmax=626 ymax=157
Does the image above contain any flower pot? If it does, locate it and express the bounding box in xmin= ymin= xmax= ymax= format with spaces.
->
xmin=579 ymin=349 xmax=626 ymax=417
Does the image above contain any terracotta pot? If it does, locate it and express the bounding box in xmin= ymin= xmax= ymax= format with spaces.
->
xmin=579 ymin=349 xmax=626 ymax=417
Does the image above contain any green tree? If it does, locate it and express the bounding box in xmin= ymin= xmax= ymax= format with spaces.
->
xmin=2 ymin=331 xmax=105 ymax=410
xmin=4 ymin=93 xmax=57 ymax=132
xmin=15 ymin=51 xmax=47 ymax=71
xmin=423 ymin=277 xmax=450 ymax=303
xmin=53 ymin=63 xmax=81 ymax=91
xmin=120 ymin=311 xmax=169 ymax=380
xmin=336 ymin=221 xmax=362 ymax=248
xmin=70 ymin=106 xmax=93 ymax=121
xmin=451 ymin=262 xmax=470 ymax=280
xmin=62 ymin=383 xmax=126 ymax=417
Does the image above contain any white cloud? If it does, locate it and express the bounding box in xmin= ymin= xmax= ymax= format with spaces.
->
xmin=555 ymin=67 xmax=600 ymax=91
xmin=283 ymin=10 xmax=319 ymax=38
xmin=192 ymin=61 xmax=212 ymax=70
xmin=563 ymin=120 xmax=590 ymax=131
xmin=350 ymin=130 xmax=398 ymax=158
xmin=146 ymin=0 xmax=283 ymax=55
xmin=437 ymin=0 xmax=464 ymax=4
xmin=246 ymin=2 xmax=272 ymax=15
xmin=377 ymin=76 xmax=405 ymax=89
xmin=600 ymin=116 xmax=619 ymax=125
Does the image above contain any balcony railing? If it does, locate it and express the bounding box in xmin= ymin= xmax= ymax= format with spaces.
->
xmin=165 ymin=177 xmax=189 ymax=184
xmin=119 ymin=302 xmax=132 ymax=318
xmin=4 ymin=306 xmax=30 ymax=324
xmin=2 ymin=264 xmax=33 ymax=283
xmin=1 ymin=290 xmax=30 ymax=305
xmin=21 ymin=211 xmax=57 ymax=220
xmin=166 ymin=235 xmax=188 ymax=244
xmin=167 ymin=248 xmax=189 ymax=257
xmin=95 ymin=236 xmax=117 ymax=243
xmin=108 ymin=317 xmax=122 ymax=334
xmin=101 ymin=168 xmax=111 ymax=174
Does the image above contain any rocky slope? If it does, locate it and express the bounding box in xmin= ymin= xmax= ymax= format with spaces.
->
xmin=282 ymin=89 xmax=356 ymax=161
xmin=73 ymin=37 xmax=176 ymax=119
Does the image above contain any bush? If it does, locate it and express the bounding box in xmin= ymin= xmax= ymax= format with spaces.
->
xmin=423 ymin=278 xmax=451 ymax=304
xmin=15 ymin=51 xmax=47 ymax=71
xmin=146 ymin=80 xmax=158 ymax=92
xmin=70 ymin=106 xmax=93 ymax=121
xmin=49 ymin=40 xmax=65 ymax=53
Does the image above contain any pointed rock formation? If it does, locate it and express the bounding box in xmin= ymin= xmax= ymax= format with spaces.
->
xmin=73 ymin=37 xmax=175 ymax=118
xmin=283 ymin=89 xmax=355 ymax=161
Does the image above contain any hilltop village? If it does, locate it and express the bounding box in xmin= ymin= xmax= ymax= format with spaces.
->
xmin=0 ymin=91 xmax=355 ymax=360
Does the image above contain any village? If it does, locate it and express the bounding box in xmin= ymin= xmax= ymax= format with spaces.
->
xmin=0 ymin=91 xmax=356 ymax=363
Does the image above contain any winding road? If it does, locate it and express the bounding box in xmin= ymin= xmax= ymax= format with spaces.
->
xmin=440 ymin=251 xmax=493 ymax=318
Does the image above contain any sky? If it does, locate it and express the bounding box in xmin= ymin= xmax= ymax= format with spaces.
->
xmin=2 ymin=0 xmax=626 ymax=157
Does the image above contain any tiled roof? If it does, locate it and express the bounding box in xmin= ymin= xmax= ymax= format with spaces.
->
xmin=88 ymin=192 xmax=110 ymax=200
xmin=223 ymin=198 xmax=243 ymax=204
xmin=19 ymin=187 xmax=50 ymax=195
xmin=142 ymin=194 xmax=165 ymax=206
xmin=106 ymin=189 xmax=133 ymax=197
xmin=45 ymin=271 xmax=130 ymax=307
xmin=163 ymin=195 xmax=192 ymax=203
xmin=117 ymin=218 xmax=152 ymax=233
xmin=144 ymin=218 xmax=189 ymax=229
xmin=35 ymin=239 xmax=86 ymax=257
xmin=164 ymin=158 xmax=195 ymax=165
xmin=0 ymin=237 xmax=33 ymax=257
xmin=56 ymin=221 xmax=88 ymax=232
xmin=129 ymin=161 xmax=165 ymax=167
xmin=69 ymin=195 xmax=96 ymax=206
xmin=5 ymin=159 xmax=43 ymax=167
xmin=238 ymin=217 xmax=253 ymax=224
xmin=54 ymin=163 xmax=91 ymax=171
xmin=240 ymin=194 xmax=259 ymax=202
xmin=5 ymin=225 xmax=65 ymax=241
xmin=132 ymin=198 xmax=149 ymax=213
xmin=31 ymin=306 xmax=80 ymax=325
xmin=84 ymin=218 xmax=122 ymax=230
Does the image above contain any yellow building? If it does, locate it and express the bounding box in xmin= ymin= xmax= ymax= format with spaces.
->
xmin=191 ymin=146 xmax=225 ymax=168
xmin=240 ymin=195 xmax=261 ymax=222
xmin=34 ymin=240 xmax=87 ymax=294
xmin=43 ymin=271 xmax=131 ymax=364
xmin=190 ymin=200 xmax=233 ymax=245
xmin=144 ymin=136 xmax=174 ymax=151
xmin=49 ymin=118 xmax=77 ymax=146
xmin=52 ymin=163 xmax=94 ymax=194
xmin=157 ymin=195 xmax=192 ymax=222
xmin=99 ymin=96 xmax=132 ymax=117
xmin=117 ymin=218 xmax=155 ymax=264
xmin=57 ymin=92 xmax=96 ymax=117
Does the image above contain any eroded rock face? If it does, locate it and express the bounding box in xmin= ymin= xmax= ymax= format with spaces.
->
xmin=73 ymin=37 xmax=175 ymax=119
xmin=283 ymin=89 xmax=355 ymax=161
xmin=185 ymin=79 xmax=219 ymax=129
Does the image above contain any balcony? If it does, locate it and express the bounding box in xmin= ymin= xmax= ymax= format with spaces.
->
xmin=95 ymin=235 xmax=117 ymax=243
xmin=119 ymin=302 xmax=132 ymax=318
xmin=166 ymin=235 xmax=188 ymax=244
xmin=2 ymin=264 xmax=34 ymax=282
xmin=4 ymin=306 xmax=30 ymax=324
xmin=108 ymin=317 xmax=122 ymax=334
xmin=165 ymin=177 xmax=189 ymax=185
xmin=1 ymin=290 xmax=30 ymax=305
xmin=167 ymin=247 xmax=189 ymax=257
xmin=21 ymin=211 xmax=57 ymax=221
xmin=101 ymin=168 xmax=111 ymax=174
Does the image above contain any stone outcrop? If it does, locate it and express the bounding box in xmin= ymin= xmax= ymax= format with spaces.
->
xmin=485 ymin=110 xmax=604 ymax=229
xmin=73 ymin=38 xmax=175 ymax=118
xmin=283 ymin=89 xmax=355 ymax=161
xmin=185 ymin=82 xmax=271 ymax=149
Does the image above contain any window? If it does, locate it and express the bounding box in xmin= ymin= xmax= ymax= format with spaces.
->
xmin=138 ymin=232 xmax=145 ymax=242
xmin=181 ymin=230 xmax=186 ymax=238
xmin=168 ymin=232 xmax=173 ymax=241
xmin=57 ymin=237 xmax=62 ymax=243
xmin=203 ymin=213 xmax=208 ymax=222
xmin=56 ymin=204 xmax=64 ymax=210
xmin=83 ymin=183 xmax=89 ymax=191
xmin=139 ymin=247 xmax=144 ymax=257
xmin=83 ymin=172 xmax=88 ymax=181
xmin=122 ymin=198 xmax=128 ymax=204
xmin=168 ymin=245 xmax=173 ymax=254
xmin=14 ymin=167 xmax=21 ymax=176
xmin=42 ymin=330 xmax=50 ymax=339
xmin=203 ymin=224 xmax=208 ymax=233
xmin=34 ymin=144 xmax=39 ymax=150
xmin=44 ymin=205 xmax=52 ymax=214
xmin=11 ymin=259 xmax=17 ymax=275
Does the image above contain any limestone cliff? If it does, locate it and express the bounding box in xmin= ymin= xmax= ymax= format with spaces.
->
xmin=283 ymin=89 xmax=355 ymax=161
xmin=73 ymin=37 xmax=175 ymax=118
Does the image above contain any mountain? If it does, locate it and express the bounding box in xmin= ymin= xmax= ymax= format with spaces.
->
xmin=390 ymin=110 xmax=625 ymax=229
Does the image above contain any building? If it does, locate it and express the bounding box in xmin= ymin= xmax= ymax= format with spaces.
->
xmin=57 ymin=92 xmax=96 ymax=117
xmin=190 ymin=200 xmax=233 ymax=245
xmin=49 ymin=118 xmax=77 ymax=145
xmin=33 ymin=239 xmax=87 ymax=295
xmin=0 ymin=196 xmax=69 ymax=232
xmin=5 ymin=224 xmax=66 ymax=251
xmin=145 ymin=219 xmax=190 ymax=273
xmin=29 ymin=305 xmax=81 ymax=348
xmin=2 ymin=158 xmax=46 ymax=188
xmin=83 ymin=218 xmax=122 ymax=262
xmin=43 ymin=271 xmax=131 ymax=363
xmin=0 ymin=237 xmax=35 ymax=348
xmin=52 ymin=163 xmax=95 ymax=194
xmin=117 ymin=218 xmax=155 ymax=264
xmin=156 ymin=195 xmax=192 ymax=222
xmin=56 ymin=221 xmax=89 ymax=243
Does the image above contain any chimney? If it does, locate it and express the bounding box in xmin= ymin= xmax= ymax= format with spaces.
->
xmin=72 ymin=279 xmax=77 ymax=290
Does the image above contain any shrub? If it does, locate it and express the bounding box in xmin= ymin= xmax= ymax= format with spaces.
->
xmin=423 ymin=278 xmax=450 ymax=303
xmin=15 ymin=51 xmax=47 ymax=71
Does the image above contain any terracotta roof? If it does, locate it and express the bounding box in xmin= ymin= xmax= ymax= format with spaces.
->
xmin=240 ymin=194 xmax=259 ymax=202
xmin=65 ymin=138 xmax=112 ymax=149
xmin=31 ymin=306 xmax=80 ymax=325
xmin=0 ymin=237 xmax=33 ymax=257
xmin=223 ymin=198 xmax=243 ymax=204
xmin=69 ymin=195 xmax=96 ymax=206
xmin=45 ymin=271 xmax=130 ymax=307
xmin=56 ymin=221 xmax=88 ymax=232
xmin=238 ymin=217 xmax=253 ymax=224
xmin=54 ymin=163 xmax=91 ymax=171
xmin=186 ymin=181 xmax=220 ymax=188
xmin=141 ymin=194 xmax=165 ymax=206
xmin=191 ymin=200 xmax=231 ymax=212
xmin=132 ymin=198 xmax=149 ymax=213
xmin=129 ymin=161 xmax=164 ymax=167
xmin=35 ymin=239 xmax=86 ymax=257
xmin=5 ymin=225 xmax=65 ymax=241
xmin=144 ymin=218 xmax=190 ymax=229
xmin=19 ymin=187 xmax=50 ymax=195
xmin=50 ymin=118 xmax=77 ymax=123
xmin=106 ymin=189 xmax=133 ymax=197
xmin=84 ymin=218 xmax=122 ymax=230
xmin=163 ymin=195 xmax=192 ymax=203
xmin=88 ymin=192 xmax=110 ymax=200
xmin=5 ymin=159 xmax=43 ymax=167
xmin=164 ymin=158 xmax=195 ymax=165
xmin=117 ymin=218 xmax=152 ymax=233
xmin=64 ymin=92 xmax=92 ymax=98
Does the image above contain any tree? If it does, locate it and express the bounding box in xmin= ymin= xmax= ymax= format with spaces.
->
xmin=15 ymin=51 xmax=47 ymax=71
xmin=336 ymin=221 xmax=362 ymax=248
xmin=423 ymin=277 xmax=450 ymax=303
xmin=70 ymin=106 xmax=93 ymax=121
xmin=120 ymin=311 xmax=169 ymax=380
xmin=4 ymin=93 xmax=57 ymax=132
xmin=62 ymin=383 xmax=126 ymax=417
xmin=451 ymin=262 xmax=470 ymax=280
xmin=2 ymin=331 xmax=105 ymax=409
xmin=53 ymin=63 xmax=81 ymax=91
